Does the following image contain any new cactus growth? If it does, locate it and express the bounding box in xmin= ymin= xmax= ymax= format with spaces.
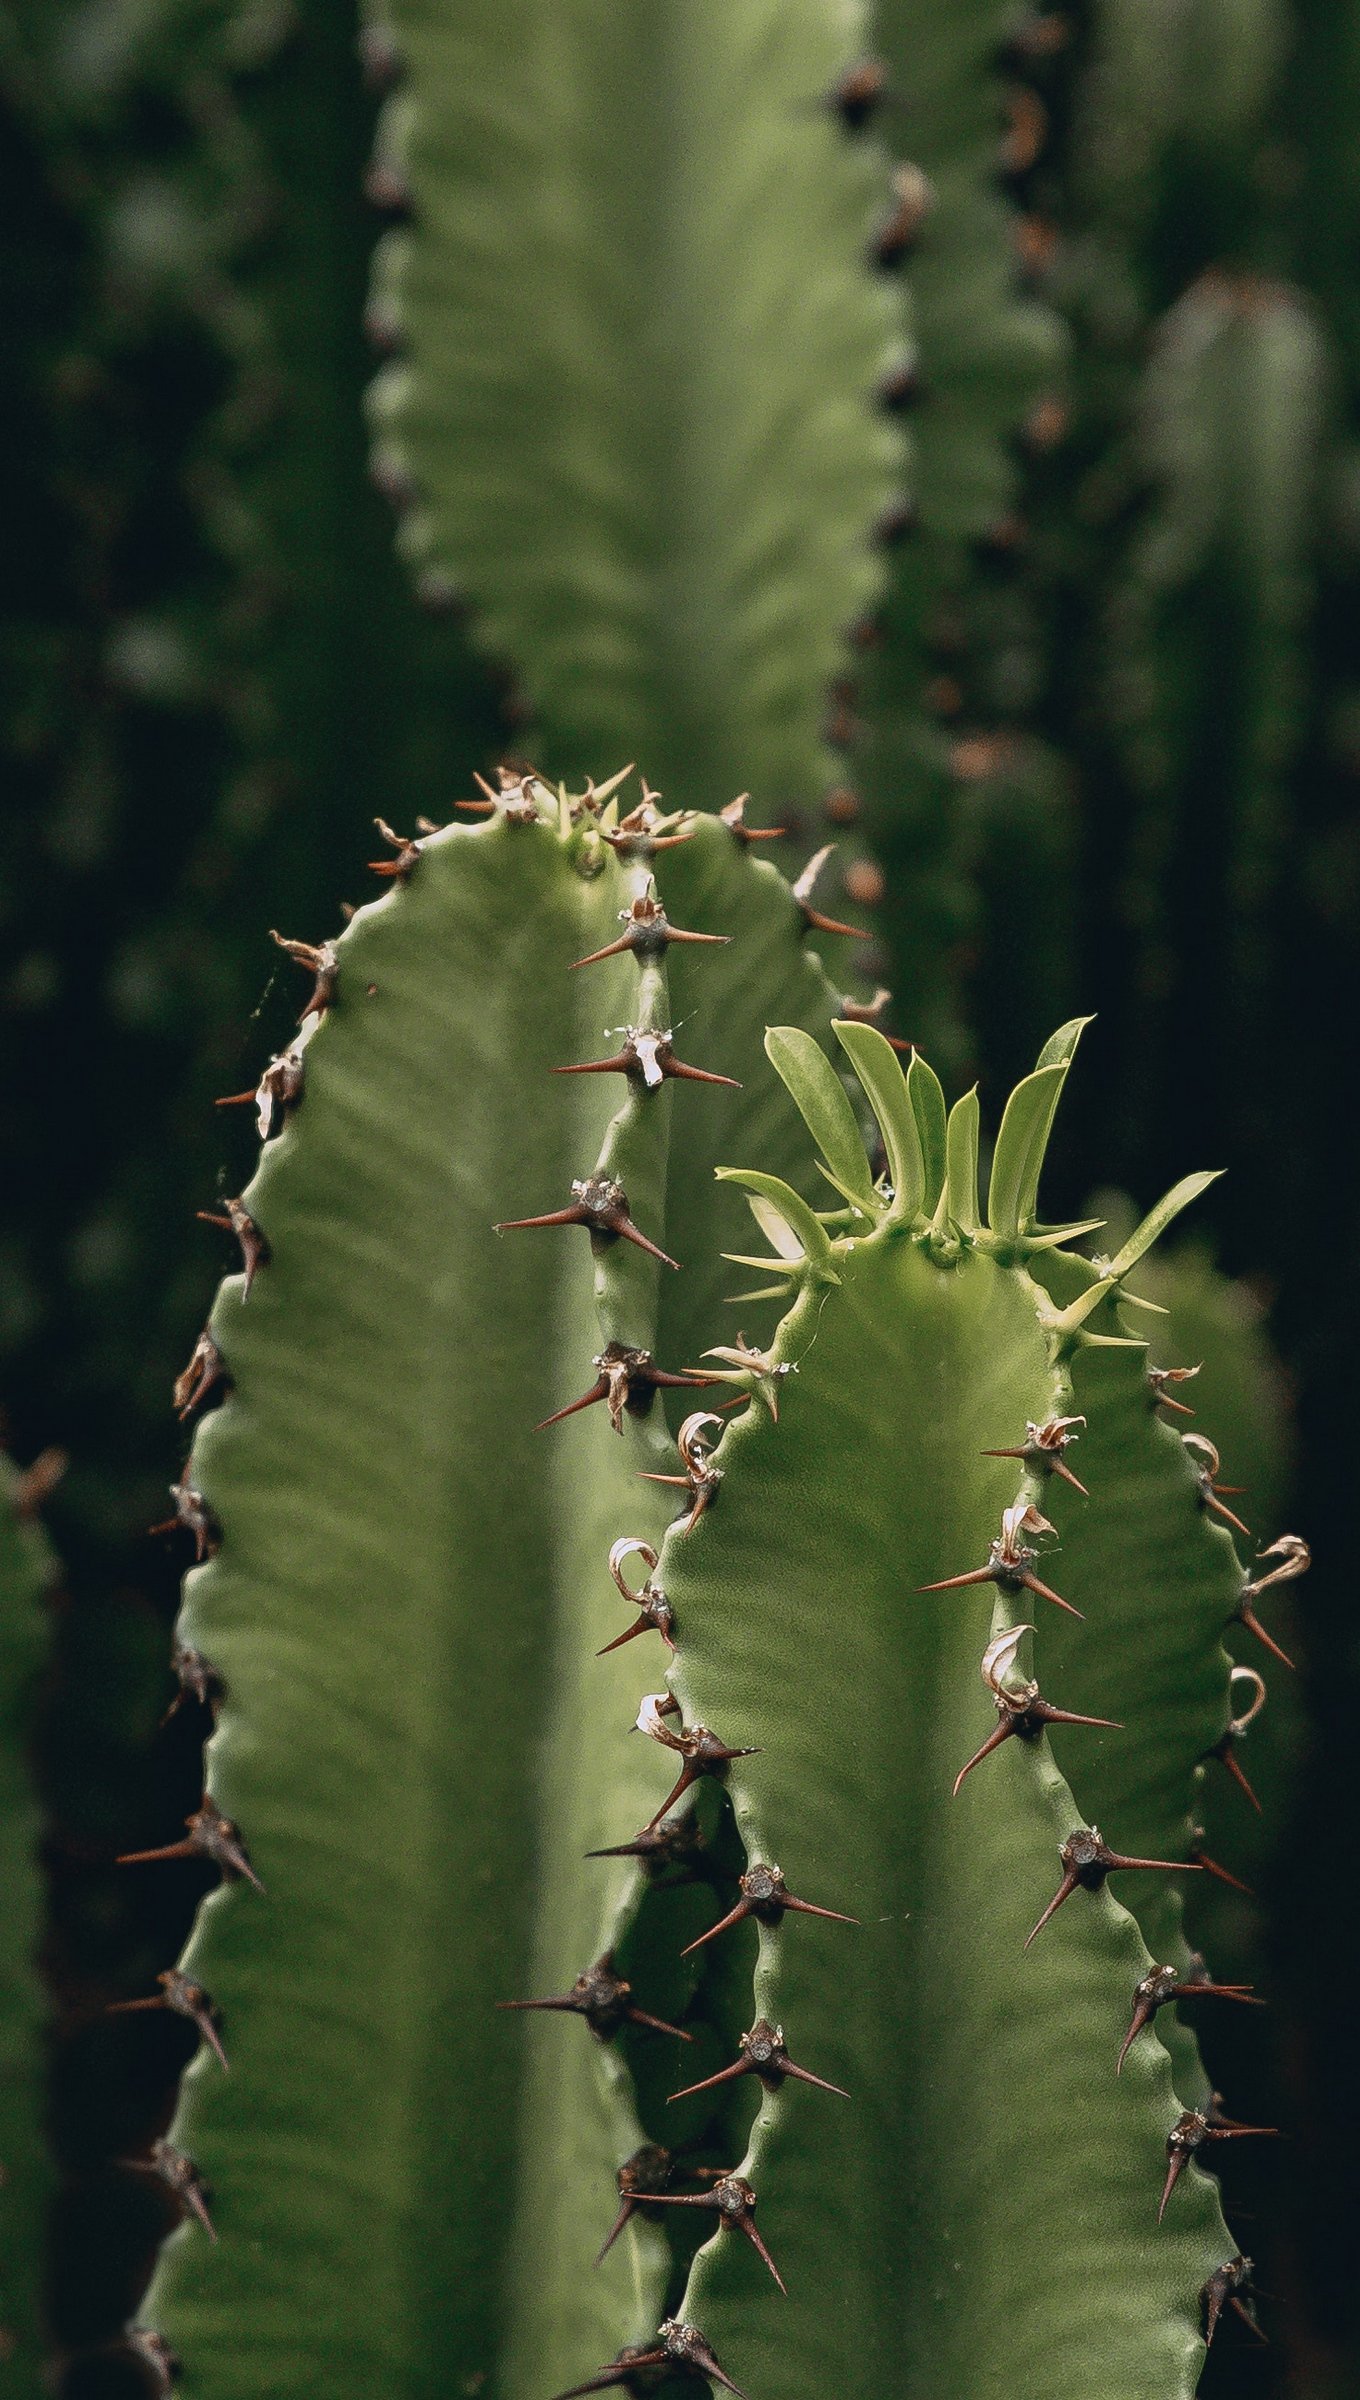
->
xmin=122 ymin=773 xmax=1291 ymax=2398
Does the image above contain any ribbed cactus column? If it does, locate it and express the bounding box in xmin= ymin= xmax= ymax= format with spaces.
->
xmin=640 ymin=1028 xmax=1259 ymax=2400
xmin=135 ymin=777 xmax=839 ymax=2399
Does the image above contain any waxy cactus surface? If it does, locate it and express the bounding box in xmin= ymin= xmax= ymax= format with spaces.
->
xmin=363 ymin=0 xmax=900 ymax=808
xmin=126 ymin=772 xmax=1291 ymax=2399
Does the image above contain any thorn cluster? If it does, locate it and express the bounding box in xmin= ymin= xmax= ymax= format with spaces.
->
xmin=118 ymin=1799 xmax=263 ymax=1892
xmin=669 ymin=2017 xmax=848 ymax=2105
xmin=919 ymin=1500 xmax=1082 ymax=1618
xmin=598 ymin=1537 xmax=675 ymax=1655
xmin=497 ymin=1951 xmax=689 ymax=2044
xmin=681 ymin=1863 xmax=857 ymax=1957
xmin=638 ymin=1410 xmax=724 ymax=1531
xmin=632 ymin=1692 xmax=757 ymax=1832
xmin=496 ymin=1174 xmax=679 ymax=1270
xmin=1025 ymin=1826 xmax=1198 ymax=1949
xmin=951 ymin=1626 xmax=1120 ymax=1796
xmin=538 ymin=1344 xmax=713 ymax=1436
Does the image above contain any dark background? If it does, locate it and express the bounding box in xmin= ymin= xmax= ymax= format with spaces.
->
xmin=1 ymin=4 xmax=1356 ymax=2394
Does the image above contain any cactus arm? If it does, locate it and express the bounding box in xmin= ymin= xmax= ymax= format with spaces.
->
xmin=140 ymin=788 xmax=842 ymax=2399
xmin=148 ymin=812 xmax=658 ymax=2398
xmin=0 ymin=1460 xmax=54 ymax=2390
xmin=364 ymin=1 xmax=898 ymax=809
xmin=851 ymin=0 xmax=1068 ymax=1067
xmin=655 ymin=1031 xmax=1235 ymax=2400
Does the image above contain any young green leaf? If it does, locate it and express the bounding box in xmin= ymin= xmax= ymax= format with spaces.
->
xmin=906 ymin=1050 xmax=948 ymax=1213
xmin=715 ymin=1168 xmax=840 ymax=1282
xmin=832 ymin=1021 xmax=925 ymax=1223
xmin=944 ymin=1086 xmax=981 ymax=1232
xmin=764 ymin=1027 xmax=877 ymax=1214
xmin=1054 ymin=1174 xmax=1223 ymax=1334
xmin=986 ymin=1062 xmax=1068 ymax=1240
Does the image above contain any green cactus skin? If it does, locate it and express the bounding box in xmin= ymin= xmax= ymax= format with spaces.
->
xmin=0 ymin=1456 xmax=55 ymax=2392
xmin=138 ymin=779 xmax=841 ymax=2398
xmin=127 ymin=782 xmax=1289 ymax=2398
xmin=652 ymin=1029 xmax=1261 ymax=2399
xmin=362 ymin=0 xmax=901 ymax=814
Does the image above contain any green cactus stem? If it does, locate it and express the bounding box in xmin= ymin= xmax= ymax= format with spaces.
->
xmin=136 ymin=776 xmax=841 ymax=2399
xmin=126 ymin=779 xmax=1289 ymax=2399
xmin=363 ymin=0 xmax=900 ymax=810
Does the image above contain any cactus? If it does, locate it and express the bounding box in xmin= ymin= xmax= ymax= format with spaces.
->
xmin=127 ymin=779 xmax=840 ymax=2394
xmin=0 ymin=1452 xmax=57 ymax=2390
xmin=363 ymin=0 xmax=899 ymax=813
xmin=120 ymin=776 xmax=1291 ymax=2396
xmin=848 ymin=0 xmax=1069 ymax=1073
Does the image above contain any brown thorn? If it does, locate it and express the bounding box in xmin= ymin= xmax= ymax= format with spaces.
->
xmin=172 ymin=1331 xmax=230 ymax=1421
xmin=780 ymin=2058 xmax=852 ymax=2098
xmin=1023 ymin=1868 xmax=1078 ymax=1947
xmin=593 ymin=2199 xmax=637 ymax=2266
xmin=1041 ymin=1705 xmax=1124 ymax=1731
xmin=720 ymin=793 xmax=785 ymax=845
xmin=107 ymin=1971 xmax=228 ymax=2069
xmin=740 ymin=2216 xmax=787 ymax=2295
xmin=1116 ymin=1997 xmax=1156 ymax=2075
xmin=627 ymin=2006 xmax=695 ymax=2042
xmin=536 ymin=1376 xmax=611 ymax=1429
xmin=667 ymin=2056 xmax=749 ymax=2103
xmin=494 ymin=1206 xmax=587 ymax=1232
xmin=1018 ymin=1569 xmax=1084 ymax=1620
xmin=196 ymin=1199 xmax=270 ymax=1298
xmin=1206 ymin=1489 xmax=1255 ymax=1539
xmin=1191 ymin=1836 xmax=1255 ymax=1896
xmin=595 ymin=1620 xmax=654 ymax=1657
xmin=679 ymin=1898 xmax=749 ymax=1958
xmin=614 ymin=1218 xmax=681 ymax=1270
xmin=951 ymin=1721 xmax=1016 ymax=1797
xmin=1158 ymin=2147 xmax=1188 ymax=2222
xmin=269 ymin=930 xmax=337 ymax=1020
xmin=1235 ymin=1600 xmax=1296 ymax=1671
xmin=1216 ymin=1743 xmax=1264 ymax=1814
xmin=664 ymin=1057 xmax=742 ymax=1088
xmin=117 ymin=1803 xmax=264 ymax=1892
xmin=569 ymin=933 xmax=638 ymax=969
xmin=782 ymin=1895 xmax=859 ymax=1924
xmin=545 ymin=2364 xmax=658 ymax=2400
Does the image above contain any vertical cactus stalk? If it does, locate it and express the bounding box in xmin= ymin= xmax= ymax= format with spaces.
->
xmin=643 ymin=1025 xmax=1276 ymax=2398
xmin=125 ymin=799 xmax=1294 ymax=2391
xmin=847 ymin=0 xmax=1069 ymax=1071
xmin=362 ymin=0 xmax=901 ymax=811
xmin=132 ymin=775 xmax=842 ymax=2399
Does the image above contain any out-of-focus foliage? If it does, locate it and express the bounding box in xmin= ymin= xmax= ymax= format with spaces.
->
xmin=0 ymin=0 xmax=503 ymax=1552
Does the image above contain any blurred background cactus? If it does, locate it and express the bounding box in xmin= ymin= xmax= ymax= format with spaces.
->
xmin=2 ymin=0 xmax=1358 ymax=2392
